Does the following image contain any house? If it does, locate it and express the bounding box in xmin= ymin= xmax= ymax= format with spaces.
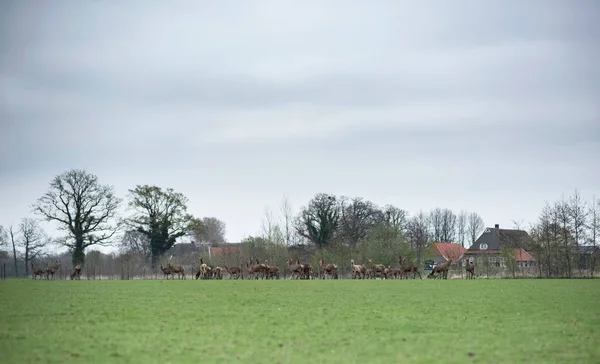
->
xmin=208 ymin=244 xmax=242 ymax=260
xmin=429 ymin=242 xmax=468 ymax=265
xmin=465 ymin=224 xmax=536 ymax=268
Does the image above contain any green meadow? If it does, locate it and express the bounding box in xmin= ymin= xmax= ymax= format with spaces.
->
xmin=0 ymin=279 xmax=598 ymax=363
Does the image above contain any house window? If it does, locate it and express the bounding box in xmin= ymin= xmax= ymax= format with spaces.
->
xmin=480 ymin=243 xmax=488 ymax=250
xmin=489 ymin=257 xmax=496 ymax=263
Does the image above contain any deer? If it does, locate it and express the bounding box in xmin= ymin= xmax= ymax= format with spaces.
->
xmin=31 ymin=263 xmax=47 ymax=280
xmin=70 ymin=264 xmax=82 ymax=280
xmin=45 ymin=261 xmax=61 ymax=280
xmin=264 ymin=260 xmax=280 ymax=280
xmin=168 ymin=263 xmax=186 ymax=279
xmin=224 ymin=265 xmax=242 ymax=279
xmin=212 ymin=266 xmax=223 ymax=279
xmin=196 ymin=257 xmax=214 ymax=279
xmin=246 ymin=258 xmax=265 ymax=280
xmin=319 ymin=258 xmax=338 ymax=279
xmin=299 ymin=258 xmax=312 ymax=280
xmin=365 ymin=268 xmax=376 ymax=279
xmin=368 ymin=259 xmax=388 ymax=279
xmin=465 ymin=259 xmax=475 ymax=279
xmin=286 ymin=258 xmax=304 ymax=280
xmin=256 ymin=259 xmax=269 ymax=279
xmin=350 ymin=259 xmax=366 ymax=279
xmin=160 ymin=264 xmax=173 ymax=280
xmin=428 ymin=259 xmax=453 ymax=279
xmin=399 ymin=256 xmax=422 ymax=280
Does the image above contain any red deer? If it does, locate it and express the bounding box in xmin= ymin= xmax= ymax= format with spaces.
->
xmin=70 ymin=264 xmax=82 ymax=280
xmin=246 ymin=258 xmax=265 ymax=280
xmin=365 ymin=268 xmax=375 ymax=279
xmin=212 ymin=266 xmax=223 ymax=279
xmin=256 ymin=259 xmax=269 ymax=279
xmin=350 ymin=259 xmax=366 ymax=279
xmin=465 ymin=259 xmax=475 ymax=279
xmin=264 ymin=260 xmax=280 ymax=280
xmin=167 ymin=263 xmax=186 ymax=279
xmin=160 ymin=264 xmax=173 ymax=280
xmin=286 ymin=258 xmax=304 ymax=280
xmin=299 ymin=258 xmax=312 ymax=280
xmin=399 ymin=256 xmax=422 ymax=280
xmin=224 ymin=265 xmax=242 ymax=279
xmin=45 ymin=261 xmax=61 ymax=280
xmin=196 ymin=258 xmax=214 ymax=279
xmin=368 ymin=259 xmax=387 ymax=279
xmin=428 ymin=260 xmax=453 ymax=279
xmin=31 ymin=263 xmax=47 ymax=280
xmin=319 ymin=258 xmax=338 ymax=279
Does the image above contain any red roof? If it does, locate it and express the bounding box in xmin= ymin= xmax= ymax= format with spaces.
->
xmin=209 ymin=247 xmax=241 ymax=257
xmin=431 ymin=242 xmax=467 ymax=261
xmin=514 ymin=248 xmax=535 ymax=261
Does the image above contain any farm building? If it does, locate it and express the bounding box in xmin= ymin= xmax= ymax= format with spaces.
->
xmin=465 ymin=224 xmax=536 ymax=268
xmin=429 ymin=242 xmax=467 ymax=265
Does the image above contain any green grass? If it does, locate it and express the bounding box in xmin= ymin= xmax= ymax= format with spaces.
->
xmin=1 ymin=279 xmax=599 ymax=364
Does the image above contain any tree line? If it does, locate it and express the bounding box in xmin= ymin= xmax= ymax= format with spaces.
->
xmin=0 ymin=168 xmax=598 ymax=278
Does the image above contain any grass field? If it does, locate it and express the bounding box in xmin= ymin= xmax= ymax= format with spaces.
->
xmin=1 ymin=279 xmax=599 ymax=364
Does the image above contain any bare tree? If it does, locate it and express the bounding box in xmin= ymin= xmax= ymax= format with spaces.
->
xmin=295 ymin=193 xmax=340 ymax=248
xmin=18 ymin=218 xmax=49 ymax=277
xmin=380 ymin=204 xmax=407 ymax=232
xmin=405 ymin=211 xmax=429 ymax=263
xmin=555 ymin=199 xmax=574 ymax=277
xmin=338 ymin=197 xmax=380 ymax=247
xmin=1 ymin=225 xmax=17 ymax=276
xmin=32 ymin=169 xmax=121 ymax=266
xmin=261 ymin=207 xmax=284 ymax=245
xmin=280 ymin=195 xmax=296 ymax=246
xmin=456 ymin=210 xmax=467 ymax=247
xmin=466 ymin=212 xmax=484 ymax=247
xmin=428 ymin=208 xmax=443 ymax=242
xmin=120 ymin=229 xmax=152 ymax=262
xmin=587 ymin=196 xmax=599 ymax=276
xmin=569 ymin=190 xmax=587 ymax=274
xmin=440 ymin=208 xmax=457 ymax=242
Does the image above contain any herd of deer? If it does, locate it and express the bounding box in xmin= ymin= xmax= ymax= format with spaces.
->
xmin=30 ymin=256 xmax=477 ymax=281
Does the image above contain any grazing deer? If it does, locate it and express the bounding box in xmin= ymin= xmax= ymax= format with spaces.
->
xmin=46 ymin=261 xmax=61 ymax=280
xmin=31 ymin=263 xmax=47 ymax=280
xmin=319 ymin=258 xmax=338 ymax=279
xmin=70 ymin=264 xmax=82 ymax=280
xmin=167 ymin=263 xmax=186 ymax=279
xmin=368 ymin=259 xmax=388 ymax=279
xmin=224 ymin=265 xmax=242 ymax=279
xmin=428 ymin=259 xmax=453 ymax=279
xmin=399 ymin=256 xmax=422 ymax=280
xmin=465 ymin=259 xmax=475 ymax=279
xmin=160 ymin=264 xmax=173 ymax=280
xmin=350 ymin=259 xmax=366 ymax=279
xmin=286 ymin=258 xmax=304 ymax=280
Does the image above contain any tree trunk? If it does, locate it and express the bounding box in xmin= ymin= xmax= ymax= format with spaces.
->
xmin=9 ymin=228 xmax=18 ymax=277
xmin=72 ymin=236 xmax=86 ymax=266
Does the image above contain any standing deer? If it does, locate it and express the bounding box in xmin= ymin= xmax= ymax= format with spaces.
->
xmin=264 ymin=260 xmax=280 ymax=280
xmin=160 ymin=264 xmax=173 ymax=280
xmin=350 ymin=259 xmax=366 ymax=279
xmin=286 ymin=258 xmax=304 ymax=280
xmin=246 ymin=258 xmax=265 ymax=280
xmin=224 ymin=265 xmax=242 ymax=279
xmin=168 ymin=263 xmax=185 ymax=279
xmin=465 ymin=259 xmax=475 ymax=279
xmin=399 ymin=256 xmax=422 ymax=280
xmin=70 ymin=264 xmax=82 ymax=280
xmin=46 ymin=261 xmax=61 ymax=280
xmin=319 ymin=258 xmax=338 ymax=279
xmin=31 ymin=263 xmax=47 ymax=280
xmin=368 ymin=259 xmax=387 ymax=279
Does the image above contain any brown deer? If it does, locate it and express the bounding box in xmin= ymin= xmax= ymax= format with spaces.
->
xmin=264 ymin=260 xmax=280 ymax=279
xmin=428 ymin=259 xmax=453 ymax=279
xmin=31 ymin=263 xmax=47 ymax=280
xmin=212 ymin=266 xmax=223 ymax=279
xmin=399 ymin=256 xmax=422 ymax=280
xmin=197 ymin=258 xmax=214 ymax=279
xmin=46 ymin=261 xmax=61 ymax=280
xmin=299 ymin=258 xmax=312 ymax=280
xmin=168 ymin=263 xmax=186 ymax=279
xmin=350 ymin=259 xmax=366 ymax=279
xmin=465 ymin=259 xmax=475 ymax=279
xmin=160 ymin=264 xmax=173 ymax=279
xmin=246 ymin=258 xmax=265 ymax=280
xmin=224 ymin=265 xmax=242 ymax=279
xmin=286 ymin=258 xmax=304 ymax=280
xmin=368 ymin=259 xmax=388 ymax=279
xmin=319 ymin=258 xmax=338 ymax=279
xmin=70 ymin=264 xmax=82 ymax=280
xmin=256 ymin=259 xmax=269 ymax=279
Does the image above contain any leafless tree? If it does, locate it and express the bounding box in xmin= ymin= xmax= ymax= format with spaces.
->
xmin=32 ymin=169 xmax=121 ymax=266
xmin=569 ymin=190 xmax=588 ymax=274
xmin=120 ymin=229 xmax=152 ymax=262
xmin=555 ymin=199 xmax=574 ymax=277
xmin=280 ymin=195 xmax=296 ymax=246
xmin=338 ymin=197 xmax=380 ymax=247
xmin=18 ymin=218 xmax=49 ymax=277
xmin=587 ymin=196 xmax=599 ymax=276
xmin=456 ymin=210 xmax=467 ymax=247
xmin=1 ymin=225 xmax=16 ymax=276
xmin=380 ymin=205 xmax=407 ymax=233
xmin=428 ymin=208 xmax=443 ymax=242
xmin=406 ymin=211 xmax=429 ymax=263
xmin=440 ymin=208 xmax=457 ymax=242
xmin=467 ymin=212 xmax=484 ymax=247
xmin=295 ymin=193 xmax=340 ymax=248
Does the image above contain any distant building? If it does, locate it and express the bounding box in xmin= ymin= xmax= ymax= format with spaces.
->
xmin=430 ymin=242 xmax=468 ymax=265
xmin=465 ymin=224 xmax=536 ymax=268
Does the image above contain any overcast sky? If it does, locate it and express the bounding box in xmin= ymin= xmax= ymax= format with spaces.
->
xmin=1 ymin=0 xmax=599 ymax=253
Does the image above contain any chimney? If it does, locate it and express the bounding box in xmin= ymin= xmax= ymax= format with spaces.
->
xmin=494 ymin=224 xmax=499 ymax=229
